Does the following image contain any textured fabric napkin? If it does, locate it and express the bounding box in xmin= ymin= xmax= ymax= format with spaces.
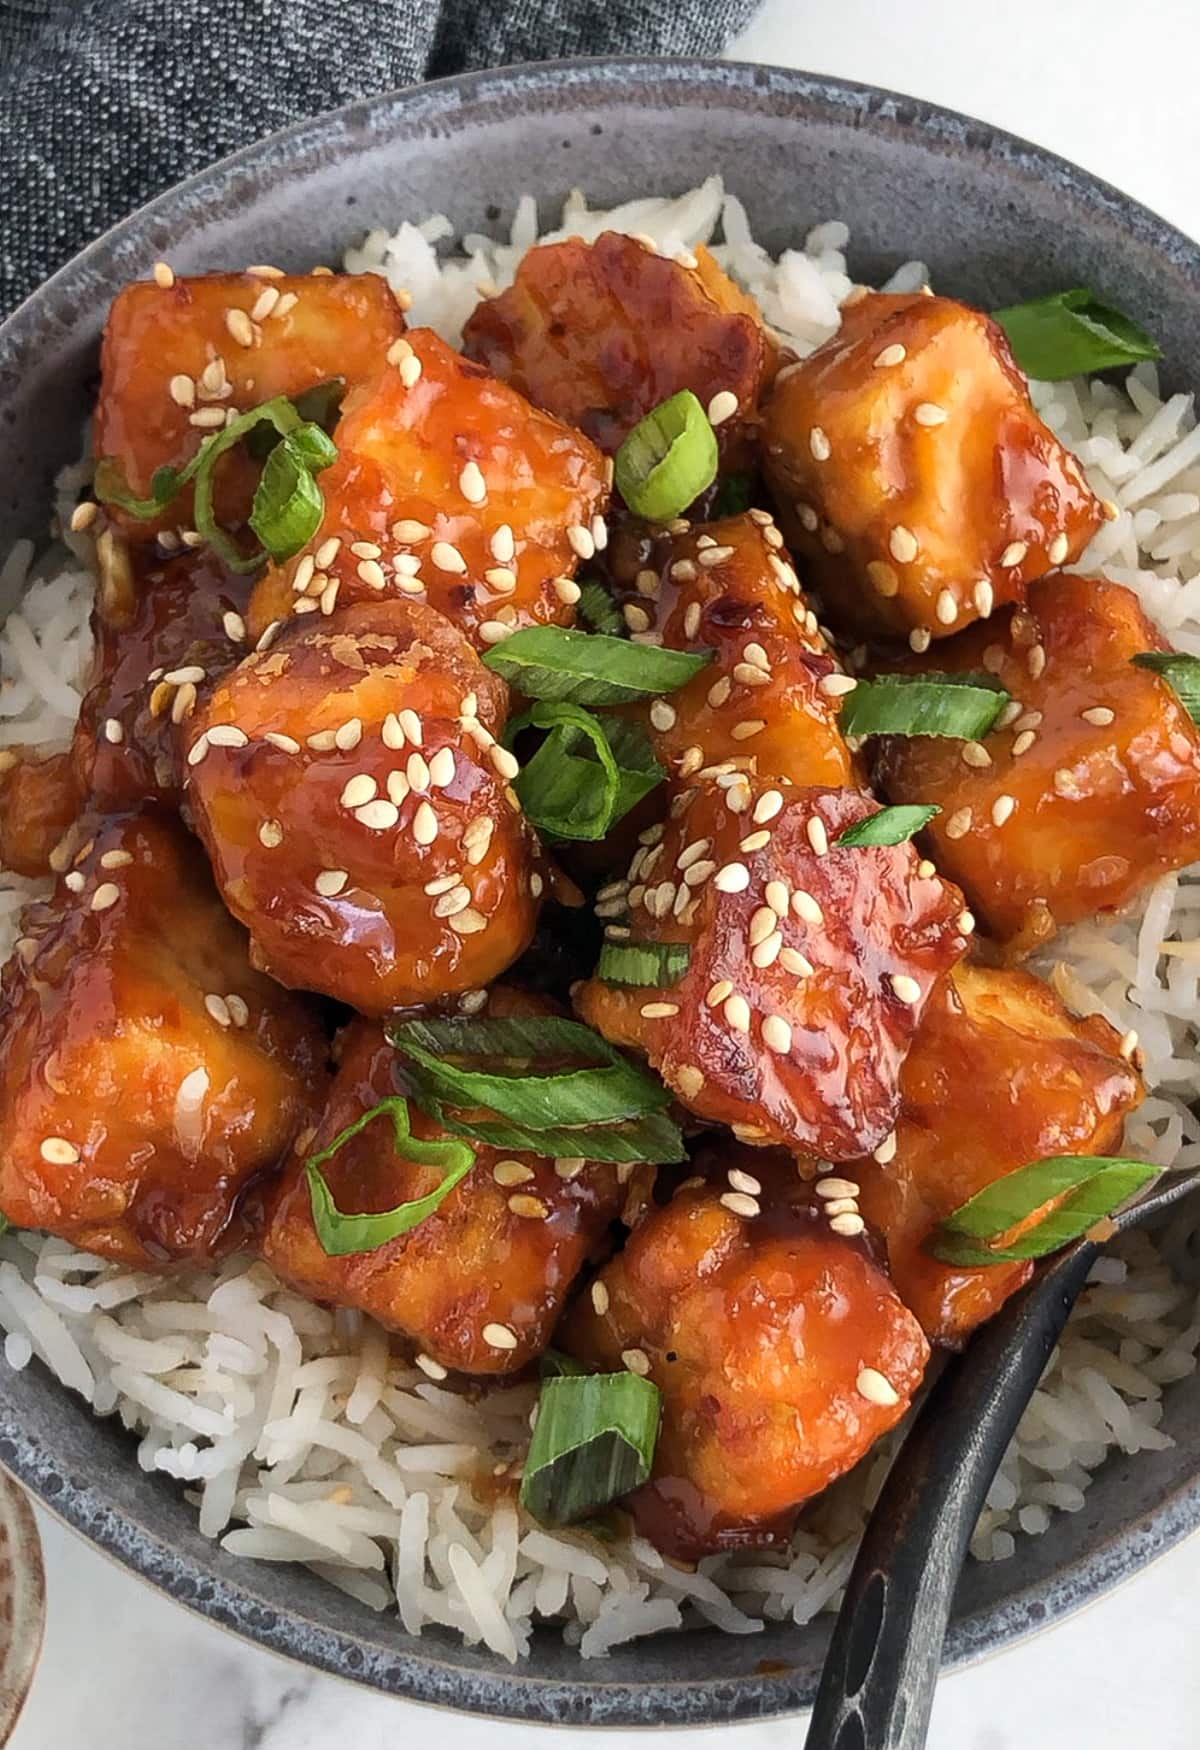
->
xmin=0 ymin=0 xmax=760 ymax=317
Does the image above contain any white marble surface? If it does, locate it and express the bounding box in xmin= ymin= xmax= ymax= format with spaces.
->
xmin=11 ymin=3 xmax=1200 ymax=1745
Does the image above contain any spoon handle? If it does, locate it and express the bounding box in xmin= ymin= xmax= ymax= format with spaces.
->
xmin=805 ymin=1240 xmax=1098 ymax=1750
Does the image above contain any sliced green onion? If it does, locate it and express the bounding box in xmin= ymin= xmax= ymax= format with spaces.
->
xmin=929 ymin=1155 xmax=1158 ymax=1266
xmin=520 ymin=1372 xmax=662 ymax=1526
xmin=993 ymin=290 xmax=1160 ymax=381
xmin=430 ymin=1104 xmax=685 ymax=1165
xmin=1132 ymin=651 xmax=1200 ymax=724
xmin=577 ymin=580 xmax=625 ymax=637
xmin=304 ymin=1097 xmax=475 ymax=1257
xmin=540 ymin=1349 xmax=591 ymax=1379
xmin=389 ymin=1014 xmax=672 ymax=1129
xmin=840 ymin=675 xmax=1010 ymax=740
xmin=244 ymin=378 xmax=345 ymax=460
xmin=596 ymin=941 xmax=691 ymax=986
xmin=92 ymin=458 xmax=185 ymax=518
xmin=483 ymin=625 xmax=711 ymax=705
xmin=614 ymin=390 xmax=718 ymax=521
xmin=247 ymin=433 xmax=325 ymax=560
xmin=509 ymin=703 xmax=663 ymax=842
xmin=835 ymin=804 xmax=940 ymax=847
xmin=711 ymin=471 xmax=754 ymax=518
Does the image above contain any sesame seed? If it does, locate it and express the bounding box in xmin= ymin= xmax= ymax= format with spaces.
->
xmin=748 ymin=905 xmax=778 ymax=947
xmin=676 ymin=1065 xmax=705 ymax=1099
xmin=356 ymin=799 xmax=400 ymax=830
xmin=225 ymin=308 xmax=255 ymax=348
xmin=412 ymin=801 xmax=438 ymax=845
xmin=683 ymin=602 xmax=702 ymax=640
xmin=479 ymin=621 xmax=514 ymax=645
xmin=348 ymin=540 xmax=382 ymax=561
xmin=459 ymin=460 xmax=487 ymax=503
xmin=719 ymin=1191 xmax=761 ymax=1218
xmin=165 ymin=664 xmax=206 ymax=686
xmin=961 ymin=741 xmax=992 ymax=769
xmin=204 ymin=992 xmax=232 ymax=1028
xmin=830 ymin=1212 xmax=866 ymax=1237
xmin=753 ymin=790 xmax=784 ymax=825
xmin=914 ymin=401 xmax=947 ymax=426
xmin=171 ymin=682 xmax=197 ymax=723
xmin=991 ymin=794 xmax=1017 ymax=826
xmin=671 ymin=558 xmax=698 ymax=583
xmin=189 ymin=407 xmax=227 ymax=429
xmin=857 ymin=1367 xmax=900 ymax=1407
xmin=816 ymin=1178 xmax=861 ymax=1201
xmin=186 ymin=734 xmax=210 ymax=767
xmin=958 ymin=909 xmax=975 ymax=934
xmin=428 ymin=747 xmax=456 ymax=789
xmin=415 ymin=1353 xmax=448 ymax=1381
xmin=806 ymin=817 xmax=829 ymax=856
xmin=567 ymin=524 xmax=595 ymax=561
xmin=399 ymin=708 xmax=424 ymax=747
xmin=406 ymin=752 xmax=431 ymax=791
xmin=90 ymin=882 xmax=120 ymax=912
xmin=795 ymin=504 xmax=819 ymax=533
xmin=207 ymin=724 xmax=248 ymax=748
xmin=973 ymin=580 xmax=995 ymax=617
xmin=463 ymin=818 xmax=495 ymax=865
xmin=250 ymin=285 xmax=280 ymax=323
xmin=945 ymin=807 xmax=972 ymax=839
xmin=1081 ymin=706 xmax=1115 ymax=728
xmin=706 ymin=979 xmax=734 ymax=1007
xmin=935 ymin=589 xmax=958 ymax=626
xmin=315 ymin=869 xmax=349 ymax=897
xmin=490 ymin=745 xmax=520 ymax=781
xmin=509 ymin=1193 xmax=549 ymax=1220
xmin=433 ymin=885 xmax=473 ymax=919
xmin=790 ymin=890 xmax=824 ymax=930
xmin=554 ymin=577 xmax=581 ymax=605
xmin=102 ymin=717 xmax=124 ymax=745
xmin=762 ymin=880 xmax=788 ymax=917
xmin=64 ymin=871 xmax=84 ymax=892
xmin=223 ymin=610 xmax=246 ymax=642
xmin=331 ymin=719 xmax=361 ymax=752
xmin=714 ymin=862 xmax=751 ymax=893
xmin=314 ymin=537 xmax=342 ymax=570
xmin=448 ymin=905 xmax=485 ymax=934
xmin=430 ymin=541 xmax=468 ymax=575
xmin=824 ymin=1197 xmax=860 ymax=1216
xmin=889 ymin=525 xmax=919 ymax=564
xmin=909 ymin=628 xmax=932 ymax=654
xmin=763 ymin=1014 xmax=793 ymax=1054
xmin=707 ymin=389 xmax=739 ymax=426
xmin=1119 ymin=1029 xmax=1139 ymax=1060
xmin=489 ymin=524 xmax=515 ymax=563
xmin=677 ymin=746 xmax=705 ymax=779
xmin=622 ymin=1348 xmax=652 ymax=1376
xmin=809 ymin=426 xmax=831 ymax=461
xmin=258 ymin=818 xmax=285 ymax=849
xmin=733 ymin=661 xmax=771 ymax=688
xmin=730 ymin=719 xmax=766 ymax=741
xmin=698 ymin=545 xmax=735 ymax=568
xmin=555 ymin=1157 xmax=585 ymax=1179
xmin=723 ymin=992 xmax=751 ymax=1033
xmin=167 ymin=374 xmax=196 ymax=410
xmin=152 ymin=261 xmax=175 ymax=288
xmin=866 ymin=560 xmax=899 ymax=597
xmin=591 ymin=1281 xmax=610 ymax=1316
xmin=640 ymin=1002 xmax=680 ymax=1019
xmin=889 ymin=973 xmax=922 ymax=1005
xmin=1027 ymin=644 xmax=1047 ymax=680
xmin=40 ymin=1136 xmax=79 ymax=1165
xmin=1012 ymin=730 xmax=1037 ymax=757
xmin=917 ymin=859 xmax=936 ymax=879
xmin=648 ymin=699 xmax=677 ymax=734
xmin=1048 ymin=532 xmax=1070 ymax=566
xmin=483 ymin=1323 xmax=518 ymax=1351
xmin=875 ymin=342 xmax=907 ymax=368
xmin=623 ymin=602 xmax=652 ymax=634
xmin=676 ymin=837 xmax=712 ymax=871
xmin=1000 ymin=540 xmax=1028 ymax=569
xmin=739 ymin=830 xmax=772 ymax=854
xmin=399 ymin=355 xmax=422 ymax=388
xmin=819 ymin=672 xmax=857 ymax=698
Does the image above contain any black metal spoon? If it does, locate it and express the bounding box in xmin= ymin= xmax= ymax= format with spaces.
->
xmin=806 ymin=1167 xmax=1200 ymax=1750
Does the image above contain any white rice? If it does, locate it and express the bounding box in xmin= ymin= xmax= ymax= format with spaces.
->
xmin=3 ymin=177 xmax=1200 ymax=1656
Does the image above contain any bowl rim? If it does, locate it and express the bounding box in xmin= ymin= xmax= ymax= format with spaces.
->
xmin=3 ymin=51 xmax=1200 ymax=1728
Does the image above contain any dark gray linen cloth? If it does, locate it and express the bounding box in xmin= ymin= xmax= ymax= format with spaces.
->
xmin=0 ymin=0 xmax=760 ymax=316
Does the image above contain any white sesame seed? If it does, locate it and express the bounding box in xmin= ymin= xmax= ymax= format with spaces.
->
xmin=204 ymin=992 xmax=232 ymax=1028
xmin=152 ymin=261 xmax=175 ymax=288
xmin=698 ymin=545 xmax=735 ymax=568
xmin=592 ymin=515 xmax=608 ymax=552
xmin=683 ymin=602 xmax=702 ymax=641
xmin=909 ymin=628 xmax=932 ymax=654
xmin=251 ymin=285 xmax=281 ymax=323
xmin=1048 ymin=532 xmax=1070 ymax=566
xmin=490 ymin=745 xmax=520 ymax=781
xmin=40 ymin=1137 xmax=79 ymax=1165
xmin=1027 ymin=644 xmax=1047 ymax=680
xmin=739 ymin=830 xmax=771 ymax=853
xmin=1081 ymin=706 xmax=1115 ymax=727
xmin=875 ymin=342 xmax=907 ymax=368
xmin=206 ymin=724 xmax=248 ymax=749
xmin=258 ymin=819 xmax=283 ymax=848
xmin=1000 ymin=540 xmax=1028 ymax=569
xmin=706 ymin=979 xmax=734 ymax=1007
xmin=64 ymin=871 xmax=85 ymax=892
xmin=1119 ymin=1029 xmax=1139 ymax=1061
xmin=935 ymin=589 xmax=958 ymax=626
xmin=189 ymin=407 xmax=227 ymax=429
xmin=315 ymin=536 xmax=342 ymax=569
xmin=398 ymin=709 xmax=423 ymax=747
xmin=399 ymin=355 xmax=422 ymax=388
xmin=889 ymin=973 xmax=922 ymax=1005
xmin=99 ymin=849 xmax=132 ymax=870
xmin=315 ymin=869 xmax=349 ymax=897
xmin=415 ymin=1353 xmax=448 ymax=1381
xmin=459 ymin=460 xmax=487 ymax=504
xmin=719 ymin=1191 xmax=761 ymax=1218
xmin=806 ymin=816 xmax=829 ymax=856
xmin=723 ymin=992 xmax=752 ymax=1033
xmin=972 ymin=580 xmax=995 ymax=618
xmin=958 ymin=909 xmax=975 ymax=934
xmin=225 ymin=308 xmax=255 ymax=348
xmin=714 ymin=862 xmax=751 ymax=893
xmin=945 ymin=808 xmax=972 ymax=840
xmin=90 ymin=882 xmax=120 ymax=912
xmin=479 ymin=621 xmax=514 ymax=645
xmin=649 ymin=699 xmax=677 ymax=733
xmin=730 ymin=719 xmax=766 ymax=741
xmin=330 ymin=719 xmax=361 ymax=753
xmin=413 ymin=801 xmax=438 ymax=845
xmin=567 ymin=524 xmax=595 ymax=561
xmin=103 ymin=717 xmax=124 ymax=745
xmin=356 ymin=799 xmax=401 ymax=830
xmin=750 ymin=790 xmax=783 ymax=827
xmin=917 ymin=859 xmax=936 ymax=879
xmin=431 ymin=541 xmax=468 ymax=574
xmin=591 ymin=1281 xmax=610 ymax=1316
xmin=830 ymin=1212 xmax=867 ymax=1237
xmin=809 ymin=426 xmax=831 ymax=461
xmin=889 ymin=525 xmax=919 ymax=564
xmin=789 ymin=890 xmax=823 ymax=929
xmin=406 ymin=752 xmax=431 ymax=791
xmin=961 ymin=741 xmax=992 ymax=769
xmin=819 ymin=672 xmax=858 ymax=698
xmin=857 ymin=1367 xmax=900 ymax=1406
xmin=428 ymin=747 xmax=456 ymax=789
xmin=748 ymin=906 xmax=777 ymax=947
xmin=186 ymin=734 xmax=210 ymax=767
xmin=763 ymin=1014 xmax=793 ymax=1054
xmin=489 ymin=524 xmax=515 ymax=563
xmin=817 ymin=1177 xmax=861 ymax=1199
xmin=707 ymin=389 xmax=739 ymax=426
xmin=867 ymin=560 xmax=899 ymax=597
xmin=990 ymin=793 xmax=1016 ymax=827
xmin=340 ymin=773 xmax=377 ymax=809
xmin=483 ymin=1323 xmax=519 ymax=1351
xmin=1011 ymin=730 xmax=1037 ymax=757
xmin=168 ymin=373 xmax=196 ymax=408
xmin=640 ymin=1002 xmax=680 ymax=1019
xmin=623 ymin=602 xmax=652 ymax=633
xmin=622 ymin=1347 xmax=652 ymax=1376
xmin=914 ymin=402 xmax=947 ymax=426
xmin=555 ymin=1156 xmax=585 ymax=1179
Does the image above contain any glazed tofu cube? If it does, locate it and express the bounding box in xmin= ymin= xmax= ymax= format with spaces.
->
xmin=561 ymin=1159 xmax=929 ymax=1557
xmin=95 ymin=272 xmax=408 ymax=543
xmin=247 ymin=329 xmax=609 ymax=649
xmin=0 ymin=812 xmax=327 ymax=1267
xmin=606 ymin=510 xmax=858 ymax=792
xmin=261 ymin=1004 xmax=623 ymax=1375
xmin=462 ymin=231 xmax=767 ymax=454
xmin=762 ymin=291 xmax=1103 ymax=640
xmin=72 ymin=547 xmax=253 ymax=812
xmin=184 ymin=598 xmax=541 ymax=1013
xmin=854 ymin=965 xmax=1143 ymax=1347
xmin=876 ymin=573 xmax=1200 ymax=946
xmin=575 ymin=776 xmax=969 ymax=1160
xmin=0 ymin=751 xmax=79 ymax=877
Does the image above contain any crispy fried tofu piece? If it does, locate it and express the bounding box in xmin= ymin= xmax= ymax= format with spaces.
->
xmin=95 ymin=272 xmax=407 ymax=543
xmin=762 ymin=292 xmax=1103 ymax=640
xmin=72 ymin=547 xmax=253 ymax=812
xmin=562 ymin=1158 xmax=929 ymax=1557
xmin=247 ymin=329 xmax=609 ymax=649
xmin=0 ymin=811 xmax=327 ymax=1266
xmin=184 ymin=599 xmax=540 ymax=1013
xmin=875 ymin=573 xmax=1200 ymax=947
xmin=0 ymin=751 xmax=80 ymax=877
xmin=462 ymin=231 xmax=767 ymax=454
xmin=575 ymin=777 xmax=969 ymax=1160
xmin=606 ymin=510 xmax=857 ymax=792
xmin=261 ymin=1003 xmax=623 ymax=1375
xmin=854 ymin=965 xmax=1143 ymax=1346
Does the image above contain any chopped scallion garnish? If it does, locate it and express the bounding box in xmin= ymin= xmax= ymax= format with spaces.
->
xmin=596 ymin=941 xmax=691 ymax=987
xmin=840 ymin=675 xmax=1010 ymax=740
xmin=992 ymin=290 xmax=1160 ymax=381
xmin=483 ymin=625 xmax=711 ymax=705
xmin=520 ymin=1371 xmax=662 ymax=1526
xmin=430 ymin=1106 xmax=686 ymax=1165
xmin=1132 ymin=651 xmax=1200 ymax=724
xmin=508 ymin=702 xmax=663 ymax=841
xmin=577 ymin=580 xmax=626 ymax=637
xmin=835 ymin=804 xmax=940 ymax=847
xmin=614 ymin=390 xmax=718 ymax=521
xmin=304 ymin=1097 xmax=475 ymax=1257
xmin=929 ymin=1155 xmax=1157 ymax=1266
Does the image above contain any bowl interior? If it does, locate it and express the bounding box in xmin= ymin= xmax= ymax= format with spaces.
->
xmin=1 ymin=56 xmax=1200 ymax=1726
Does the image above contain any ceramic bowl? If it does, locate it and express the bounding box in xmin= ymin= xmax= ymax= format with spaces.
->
xmin=1 ymin=56 xmax=1199 ymax=1727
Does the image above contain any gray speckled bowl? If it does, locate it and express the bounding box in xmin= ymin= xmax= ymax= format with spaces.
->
xmin=1 ymin=56 xmax=1199 ymax=1727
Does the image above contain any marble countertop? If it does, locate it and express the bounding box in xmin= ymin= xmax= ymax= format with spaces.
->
xmin=11 ymin=2 xmax=1200 ymax=1744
